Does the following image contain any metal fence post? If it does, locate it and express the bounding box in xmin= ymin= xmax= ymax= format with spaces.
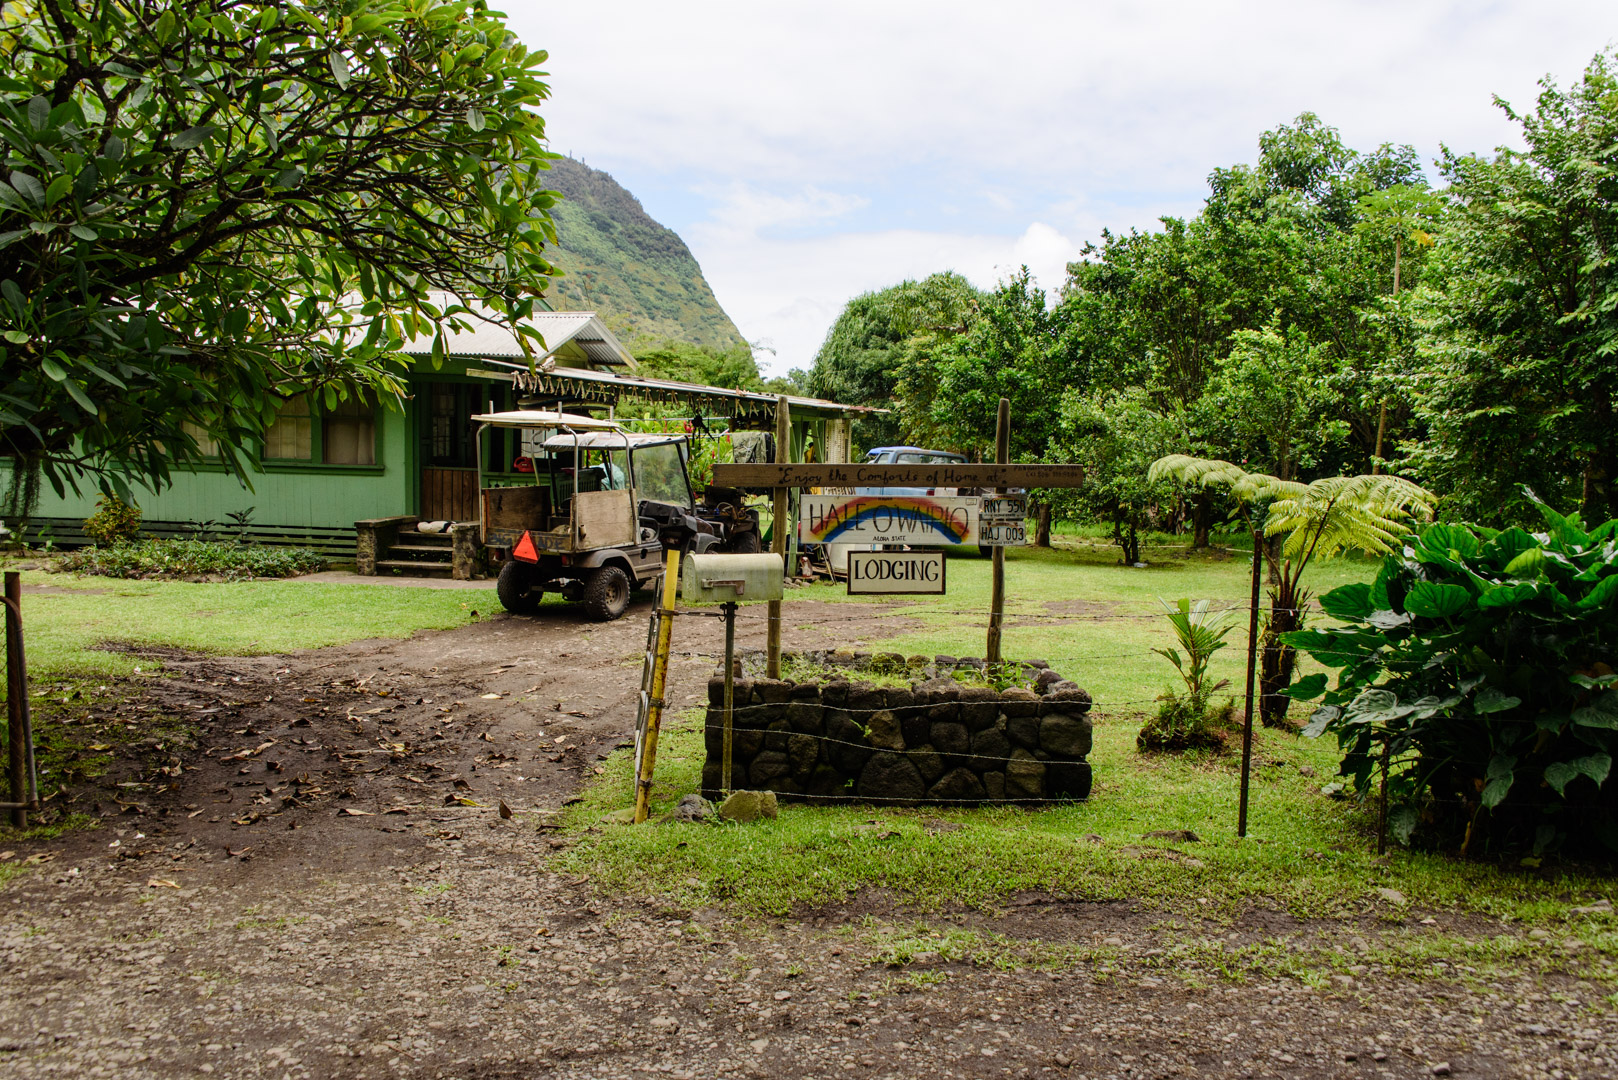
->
xmin=722 ymin=601 xmax=737 ymax=794
xmin=1237 ymin=528 xmax=1263 ymax=837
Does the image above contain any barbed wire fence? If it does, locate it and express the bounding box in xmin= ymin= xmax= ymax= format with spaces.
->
xmin=630 ymin=591 xmax=1297 ymax=814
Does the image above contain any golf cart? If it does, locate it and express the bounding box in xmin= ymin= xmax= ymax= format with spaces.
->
xmin=473 ymin=411 xmax=763 ymax=621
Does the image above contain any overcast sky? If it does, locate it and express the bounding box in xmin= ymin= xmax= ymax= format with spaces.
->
xmin=501 ymin=1 xmax=1614 ymax=377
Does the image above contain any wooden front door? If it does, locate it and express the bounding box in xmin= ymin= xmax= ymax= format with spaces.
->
xmin=420 ymin=381 xmax=481 ymax=522
xmin=421 ymin=468 xmax=478 ymax=522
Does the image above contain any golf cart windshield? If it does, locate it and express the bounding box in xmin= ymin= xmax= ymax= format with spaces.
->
xmin=634 ymin=441 xmax=691 ymax=508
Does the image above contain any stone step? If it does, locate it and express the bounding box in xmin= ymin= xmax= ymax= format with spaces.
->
xmin=373 ymin=560 xmax=454 ymax=576
xmin=395 ymin=532 xmax=454 ymax=547
xmin=386 ymin=544 xmax=456 ymax=558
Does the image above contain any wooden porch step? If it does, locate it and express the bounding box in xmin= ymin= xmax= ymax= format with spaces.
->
xmin=395 ymin=533 xmax=454 ymax=547
xmin=374 ymin=559 xmax=454 ymax=575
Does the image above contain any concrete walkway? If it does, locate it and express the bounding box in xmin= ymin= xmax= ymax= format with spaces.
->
xmin=288 ymin=570 xmax=496 ymax=590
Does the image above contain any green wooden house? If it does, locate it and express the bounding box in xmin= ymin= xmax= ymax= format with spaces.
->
xmin=16 ymin=306 xmax=873 ymax=567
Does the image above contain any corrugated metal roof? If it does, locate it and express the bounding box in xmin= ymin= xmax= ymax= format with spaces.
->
xmin=472 ymin=358 xmax=887 ymax=422
xmin=400 ymin=295 xmax=636 ymax=369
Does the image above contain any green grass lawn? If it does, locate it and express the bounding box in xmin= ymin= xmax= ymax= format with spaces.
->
xmin=561 ymin=538 xmax=1618 ymax=933
xmin=4 ymin=567 xmax=491 ymax=677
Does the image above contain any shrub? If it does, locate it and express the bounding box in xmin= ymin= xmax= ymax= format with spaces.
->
xmin=1138 ymin=689 xmax=1237 ymax=752
xmin=1286 ymin=500 xmax=1618 ymax=857
xmin=82 ymin=495 xmax=142 ymax=545
xmin=1139 ymin=598 xmax=1238 ymax=753
xmin=58 ymin=539 xmax=326 ymax=581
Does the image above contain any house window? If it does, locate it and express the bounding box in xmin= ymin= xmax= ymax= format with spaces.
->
xmin=182 ymin=421 xmax=219 ymax=458
xmin=261 ymin=391 xmax=378 ymax=466
xmin=264 ymin=395 xmax=314 ymax=461
xmin=324 ymin=394 xmax=376 ymax=466
xmin=427 ymin=383 xmax=476 ymax=467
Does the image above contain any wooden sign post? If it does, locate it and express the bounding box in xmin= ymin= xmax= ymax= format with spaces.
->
xmin=986 ymin=398 xmax=1010 ymax=666
xmin=711 ymin=417 xmax=1086 ymax=677
xmin=768 ymin=396 xmax=789 ymax=679
xmin=712 ymin=463 xmax=1086 ymax=489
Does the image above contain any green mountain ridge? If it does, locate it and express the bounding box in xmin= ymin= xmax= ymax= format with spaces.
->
xmin=541 ymin=156 xmax=746 ymax=352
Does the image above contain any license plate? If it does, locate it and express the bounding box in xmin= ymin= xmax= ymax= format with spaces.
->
xmin=980 ymin=495 xmax=1027 ymax=518
xmin=978 ymin=522 xmax=1027 ymax=546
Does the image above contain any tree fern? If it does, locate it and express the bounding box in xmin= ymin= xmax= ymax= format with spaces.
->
xmin=1264 ymin=473 xmax=1435 ymax=562
xmin=1150 ymin=455 xmax=1436 ymax=726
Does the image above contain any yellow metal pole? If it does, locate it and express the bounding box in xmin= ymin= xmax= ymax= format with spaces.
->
xmin=767 ymin=395 xmax=790 ymax=679
xmin=634 ymin=548 xmax=683 ymax=824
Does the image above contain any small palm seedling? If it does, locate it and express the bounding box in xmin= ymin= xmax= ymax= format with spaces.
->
xmin=1139 ymin=598 xmax=1238 ymax=752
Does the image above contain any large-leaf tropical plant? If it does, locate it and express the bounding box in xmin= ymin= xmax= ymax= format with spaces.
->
xmin=0 ymin=0 xmax=559 ymax=508
xmin=1149 ymin=455 xmax=1436 ymax=724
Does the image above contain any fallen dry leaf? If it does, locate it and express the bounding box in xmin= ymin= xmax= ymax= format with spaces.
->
xmin=480 ymin=693 xmax=501 ymax=700
xmin=383 ymin=807 xmax=410 ymax=815
xmin=340 ymin=808 xmax=374 ymax=817
xmin=0 ymin=850 xmax=13 ymax=861
xmin=146 ymin=878 xmax=180 ymax=888
xmin=498 ymin=800 xmax=513 ymax=819
xmin=23 ymin=852 xmax=54 ymax=865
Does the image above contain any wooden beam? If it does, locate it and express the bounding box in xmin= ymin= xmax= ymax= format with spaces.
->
xmin=711 ymin=463 xmax=1086 ymax=489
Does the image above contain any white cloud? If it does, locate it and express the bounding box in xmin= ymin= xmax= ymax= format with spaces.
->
xmin=691 ymin=216 xmax=1086 ymax=372
xmin=500 ymin=0 xmax=1618 ymax=376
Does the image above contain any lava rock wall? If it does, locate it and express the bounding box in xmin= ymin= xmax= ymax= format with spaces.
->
xmin=699 ymin=655 xmax=1093 ymax=806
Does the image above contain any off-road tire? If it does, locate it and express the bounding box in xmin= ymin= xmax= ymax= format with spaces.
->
xmin=581 ymin=565 xmax=632 ymax=622
xmin=726 ymin=529 xmax=762 ymax=554
xmin=496 ymin=560 xmax=541 ymax=615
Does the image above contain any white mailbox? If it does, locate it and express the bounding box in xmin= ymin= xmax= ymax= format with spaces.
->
xmin=680 ymin=552 xmax=784 ymax=605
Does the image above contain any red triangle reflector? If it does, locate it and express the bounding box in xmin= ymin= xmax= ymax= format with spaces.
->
xmin=512 ymin=531 xmax=539 ymax=563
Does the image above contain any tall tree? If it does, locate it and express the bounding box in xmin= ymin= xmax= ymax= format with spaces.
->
xmin=1410 ymin=49 xmax=1618 ymax=524
xmin=805 ymin=271 xmax=977 ymax=451
xmin=0 ymin=0 xmax=558 ymax=510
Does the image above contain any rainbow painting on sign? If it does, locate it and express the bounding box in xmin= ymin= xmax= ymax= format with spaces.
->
xmin=796 ymin=495 xmax=980 ymax=546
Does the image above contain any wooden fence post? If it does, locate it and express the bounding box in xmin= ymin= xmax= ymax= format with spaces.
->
xmin=5 ymin=571 xmax=35 ymax=827
xmin=768 ymin=396 xmax=789 ymax=679
xmin=986 ymin=398 xmax=1010 ymax=666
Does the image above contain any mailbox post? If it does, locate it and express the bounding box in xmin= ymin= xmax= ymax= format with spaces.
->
xmin=681 ymin=553 xmax=784 ymax=794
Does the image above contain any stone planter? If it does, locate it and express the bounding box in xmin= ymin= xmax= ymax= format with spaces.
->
xmin=700 ymin=651 xmax=1093 ymax=806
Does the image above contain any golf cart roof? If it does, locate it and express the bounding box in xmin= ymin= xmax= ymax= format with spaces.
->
xmin=539 ymin=431 xmax=688 ymax=450
xmin=471 ymin=409 xmax=622 ymax=431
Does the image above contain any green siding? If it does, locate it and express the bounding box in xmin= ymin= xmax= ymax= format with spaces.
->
xmin=17 ymin=399 xmax=412 ymax=532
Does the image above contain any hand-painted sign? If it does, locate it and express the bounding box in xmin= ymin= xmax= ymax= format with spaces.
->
xmin=797 ymin=495 xmax=979 ymax=546
xmin=713 ymin=463 xmax=1085 ymax=490
xmin=847 ymin=550 xmax=947 ymax=594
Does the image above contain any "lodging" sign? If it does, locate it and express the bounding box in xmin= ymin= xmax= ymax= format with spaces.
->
xmin=846 ymin=550 xmax=947 ymax=594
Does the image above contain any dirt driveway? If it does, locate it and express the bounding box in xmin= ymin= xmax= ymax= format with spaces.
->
xmin=1 ymin=595 xmax=1614 ymax=1079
